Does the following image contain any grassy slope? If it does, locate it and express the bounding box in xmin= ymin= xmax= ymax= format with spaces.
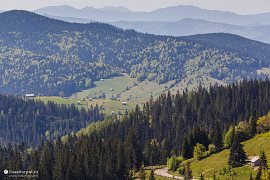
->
xmin=71 ymin=74 xmax=136 ymax=100
xmin=36 ymin=74 xmax=225 ymax=116
xmin=69 ymin=74 xmax=225 ymax=115
xmin=119 ymin=80 xmax=175 ymax=105
xmin=190 ymin=131 xmax=270 ymax=179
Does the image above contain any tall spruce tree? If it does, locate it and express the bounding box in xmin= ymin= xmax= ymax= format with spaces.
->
xmin=260 ymin=150 xmax=268 ymax=170
xmin=149 ymin=169 xmax=155 ymax=180
xmin=228 ymin=132 xmax=247 ymax=167
xmin=184 ymin=163 xmax=193 ymax=180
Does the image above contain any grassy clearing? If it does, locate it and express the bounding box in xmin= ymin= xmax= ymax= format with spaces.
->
xmin=36 ymin=96 xmax=138 ymax=116
xmin=37 ymin=75 xmax=226 ymax=116
xmin=71 ymin=74 xmax=136 ymax=100
xmin=35 ymin=96 xmax=88 ymax=109
xmin=120 ymin=80 xmax=174 ymax=104
xmin=99 ymin=99 xmax=138 ymax=115
xmin=190 ymin=131 xmax=270 ymax=179
xmin=243 ymin=131 xmax=270 ymax=158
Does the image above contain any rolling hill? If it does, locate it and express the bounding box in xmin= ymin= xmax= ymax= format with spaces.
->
xmin=1 ymin=10 xmax=270 ymax=96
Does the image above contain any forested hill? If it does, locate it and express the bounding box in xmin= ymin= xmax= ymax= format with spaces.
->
xmin=182 ymin=33 xmax=270 ymax=66
xmin=1 ymin=11 xmax=270 ymax=95
xmin=0 ymin=10 xmax=125 ymax=33
xmin=1 ymin=79 xmax=270 ymax=179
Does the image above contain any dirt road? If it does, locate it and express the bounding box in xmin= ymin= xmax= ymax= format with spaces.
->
xmin=154 ymin=167 xmax=183 ymax=179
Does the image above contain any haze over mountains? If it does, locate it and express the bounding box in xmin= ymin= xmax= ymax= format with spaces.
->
xmin=111 ymin=19 xmax=270 ymax=44
xmin=31 ymin=5 xmax=270 ymax=44
xmin=34 ymin=5 xmax=270 ymax=26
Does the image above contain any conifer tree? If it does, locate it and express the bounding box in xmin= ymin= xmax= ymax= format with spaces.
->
xmin=260 ymin=150 xmax=268 ymax=170
xmin=149 ymin=169 xmax=155 ymax=180
xmin=39 ymin=145 xmax=53 ymax=180
xmin=249 ymin=116 xmax=257 ymax=136
xmin=184 ymin=163 xmax=193 ymax=180
xmin=138 ymin=162 xmax=146 ymax=180
xmin=211 ymin=123 xmax=223 ymax=150
xmin=228 ymin=133 xmax=247 ymax=167
xmin=256 ymin=167 xmax=262 ymax=180
xmin=199 ymin=173 xmax=205 ymax=180
xmin=256 ymin=150 xmax=269 ymax=180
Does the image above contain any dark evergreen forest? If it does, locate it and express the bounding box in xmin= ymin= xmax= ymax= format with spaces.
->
xmin=1 ymin=79 xmax=270 ymax=179
xmin=0 ymin=94 xmax=103 ymax=146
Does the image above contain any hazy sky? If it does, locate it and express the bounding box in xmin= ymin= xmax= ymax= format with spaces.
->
xmin=1 ymin=0 xmax=270 ymax=14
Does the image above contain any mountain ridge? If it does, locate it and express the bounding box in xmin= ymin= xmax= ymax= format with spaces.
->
xmin=110 ymin=19 xmax=270 ymax=44
xmin=34 ymin=5 xmax=270 ymax=25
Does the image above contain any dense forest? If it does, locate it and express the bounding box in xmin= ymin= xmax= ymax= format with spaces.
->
xmin=1 ymin=11 xmax=270 ymax=95
xmin=1 ymin=79 xmax=270 ymax=179
xmin=0 ymin=94 xmax=103 ymax=146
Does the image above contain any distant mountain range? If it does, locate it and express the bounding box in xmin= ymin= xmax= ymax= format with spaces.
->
xmin=43 ymin=15 xmax=270 ymax=44
xmin=31 ymin=5 xmax=270 ymax=44
xmin=34 ymin=5 xmax=270 ymax=26
xmin=111 ymin=19 xmax=270 ymax=44
xmin=2 ymin=6 xmax=270 ymax=43
xmin=1 ymin=10 xmax=270 ymax=95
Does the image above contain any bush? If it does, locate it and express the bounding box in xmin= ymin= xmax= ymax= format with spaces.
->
xmin=207 ymin=144 xmax=216 ymax=155
xmin=224 ymin=126 xmax=233 ymax=148
xmin=193 ymin=143 xmax=206 ymax=160
xmin=257 ymin=112 xmax=270 ymax=133
xmin=167 ymin=155 xmax=184 ymax=171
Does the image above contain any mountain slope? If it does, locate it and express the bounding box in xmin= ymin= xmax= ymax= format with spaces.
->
xmin=1 ymin=79 xmax=270 ymax=179
xmin=1 ymin=10 xmax=270 ymax=95
xmin=35 ymin=5 xmax=270 ymax=26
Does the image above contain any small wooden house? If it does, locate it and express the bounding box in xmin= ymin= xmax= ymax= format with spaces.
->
xmin=251 ymin=156 xmax=260 ymax=167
